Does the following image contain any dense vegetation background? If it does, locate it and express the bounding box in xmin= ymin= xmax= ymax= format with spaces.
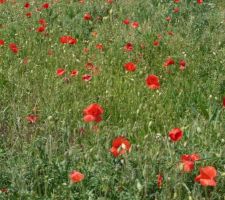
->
xmin=0 ymin=0 xmax=225 ymax=199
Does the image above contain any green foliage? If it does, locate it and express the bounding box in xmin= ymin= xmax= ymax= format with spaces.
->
xmin=0 ymin=0 xmax=225 ymax=199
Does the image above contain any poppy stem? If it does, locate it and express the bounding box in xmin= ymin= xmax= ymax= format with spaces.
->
xmin=204 ymin=187 xmax=209 ymax=200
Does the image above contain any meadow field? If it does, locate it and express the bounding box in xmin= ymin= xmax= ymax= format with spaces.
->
xmin=0 ymin=0 xmax=225 ymax=199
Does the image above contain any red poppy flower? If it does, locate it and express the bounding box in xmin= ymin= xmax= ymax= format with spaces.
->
xmin=38 ymin=18 xmax=47 ymax=26
xmin=197 ymin=0 xmax=203 ymax=4
xmin=69 ymin=171 xmax=84 ymax=183
xmin=179 ymin=60 xmax=186 ymax=70
xmin=42 ymin=3 xmax=49 ymax=9
xmin=0 ymin=0 xmax=6 ymax=4
xmin=85 ymin=62 xmax=96 ymax=70
xmin=36 ymin=26 xmax=45 ymax=32
xmin=0 ymin=39 xmax=4 ymax=46
xmin=173 ymin=7 xmax=180 ymax=13
xmin=180 ymin=154 xmax=200 ymax=172
xmin=167 ymin=31 xmax=174 ymax=36
xmin=131 ymin=21 xmax=139 ymax=28
xmin=157 ymin=174 xmax=163 ymax=188
xmin=24 ymin=2 xmax=30 ymax=8
xmin=23 ymin=57 xmax=28 ymax=65
xmin=82 ymin=74 xmax=92 ymax=82
xmin=83 ymin=103 xmax=104 ymax=123
xmin=26 ymin=114 xmax=38 ymax=123
xmin=96 ymin=43 xmax=103 ymax=50
xmin=163 ymin=57 xmax=175 ymax=67
xmin=124 ymin=43 xmax=133 ymax=51
xmin=124 ymin=62 xmax=136 ymax=72
xmin=195 ymin=166 xmax=217 ymax=187
xmin=60 ymin=36 xmax=77 ymax=45
xmin=56 ymin=68 xmax=65 ymax=76
xmin=169 ymin=128 xmax=183 ymax=142
xmin=157 ymin=34 xmax=163 ymax=40
xmin=146 ymin=75 xmax=160 ymax=90
xmin=9 ymin=43 xmax=19 ymax=54
xmin=153 ymin=40 xmax=159 ymax=46
xmin=91 ymin=31 xmax=98 ymax=37
xmin=110 ymin=136 xmax=131 ymax=157
xmin=83 ymin=48 xmax=89 ymax=54
xmin=166 ymin=16 xmax=171 ymax=21
xmin=26 ymin=12 xmax=32 ymax=17
xmin=0 ymin=188 xmax=8 ymax=193
xmin=83 ymin=13 xmax=92 ymax=20
xmin=70 ymin=70 xmax=78 ymax=77
xmin=106 ymin=0 xmax=113 ymax=3
xmin=174 ymin=0 xmax=180 ymax=3
xmin=190 ymin=154 xmax=201 ymax=161
xmin=123 ymin=19 xmax=130 ymax=25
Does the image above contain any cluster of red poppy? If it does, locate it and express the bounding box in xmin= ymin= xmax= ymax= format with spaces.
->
xmin=1 ymin=0 xmax=220 ymax=192
xmin=79 ymin=0 xmax=113 ymax=4
xmin=55 ymin=61 xmax=100 ymax=83
xmin=122 ymin=40 xmax=161 ymax=89
xmin=158 ymin=167 xmax=217 ymax=188
xmin=123 ymin=19 xmax=139 ymax=29
xmin=172 ymin=0 xmax=204 ymax=13
xmin=23 ymin=2 xmax=50 ymax=17
xmin=68 ymin=123 xmax=218 ymax=187
xmin=56 ymin=68 xmax=79 ymax=78
xmin=59 ymin=35 xmax=77 ymax=45
xmin=0 ymin=1 xmax=51 ymax=6
xmin=163 ymin=57 xmax=186 ymax=70
xmin=69 ymin=101 xmax=219 ymax=187
xmin=68 ymin=135 xmax=131 ymax=183
xmin=174 ymin=0 xmax=203 ymax=4
xmin=0 ymin=39 xmax=19 ymax=54
xmin=36 ymin=18 xmax=47 ymax=33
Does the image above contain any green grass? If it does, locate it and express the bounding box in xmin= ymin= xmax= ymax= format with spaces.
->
xmin=0 ymin=0 xmax=225 ymax=199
